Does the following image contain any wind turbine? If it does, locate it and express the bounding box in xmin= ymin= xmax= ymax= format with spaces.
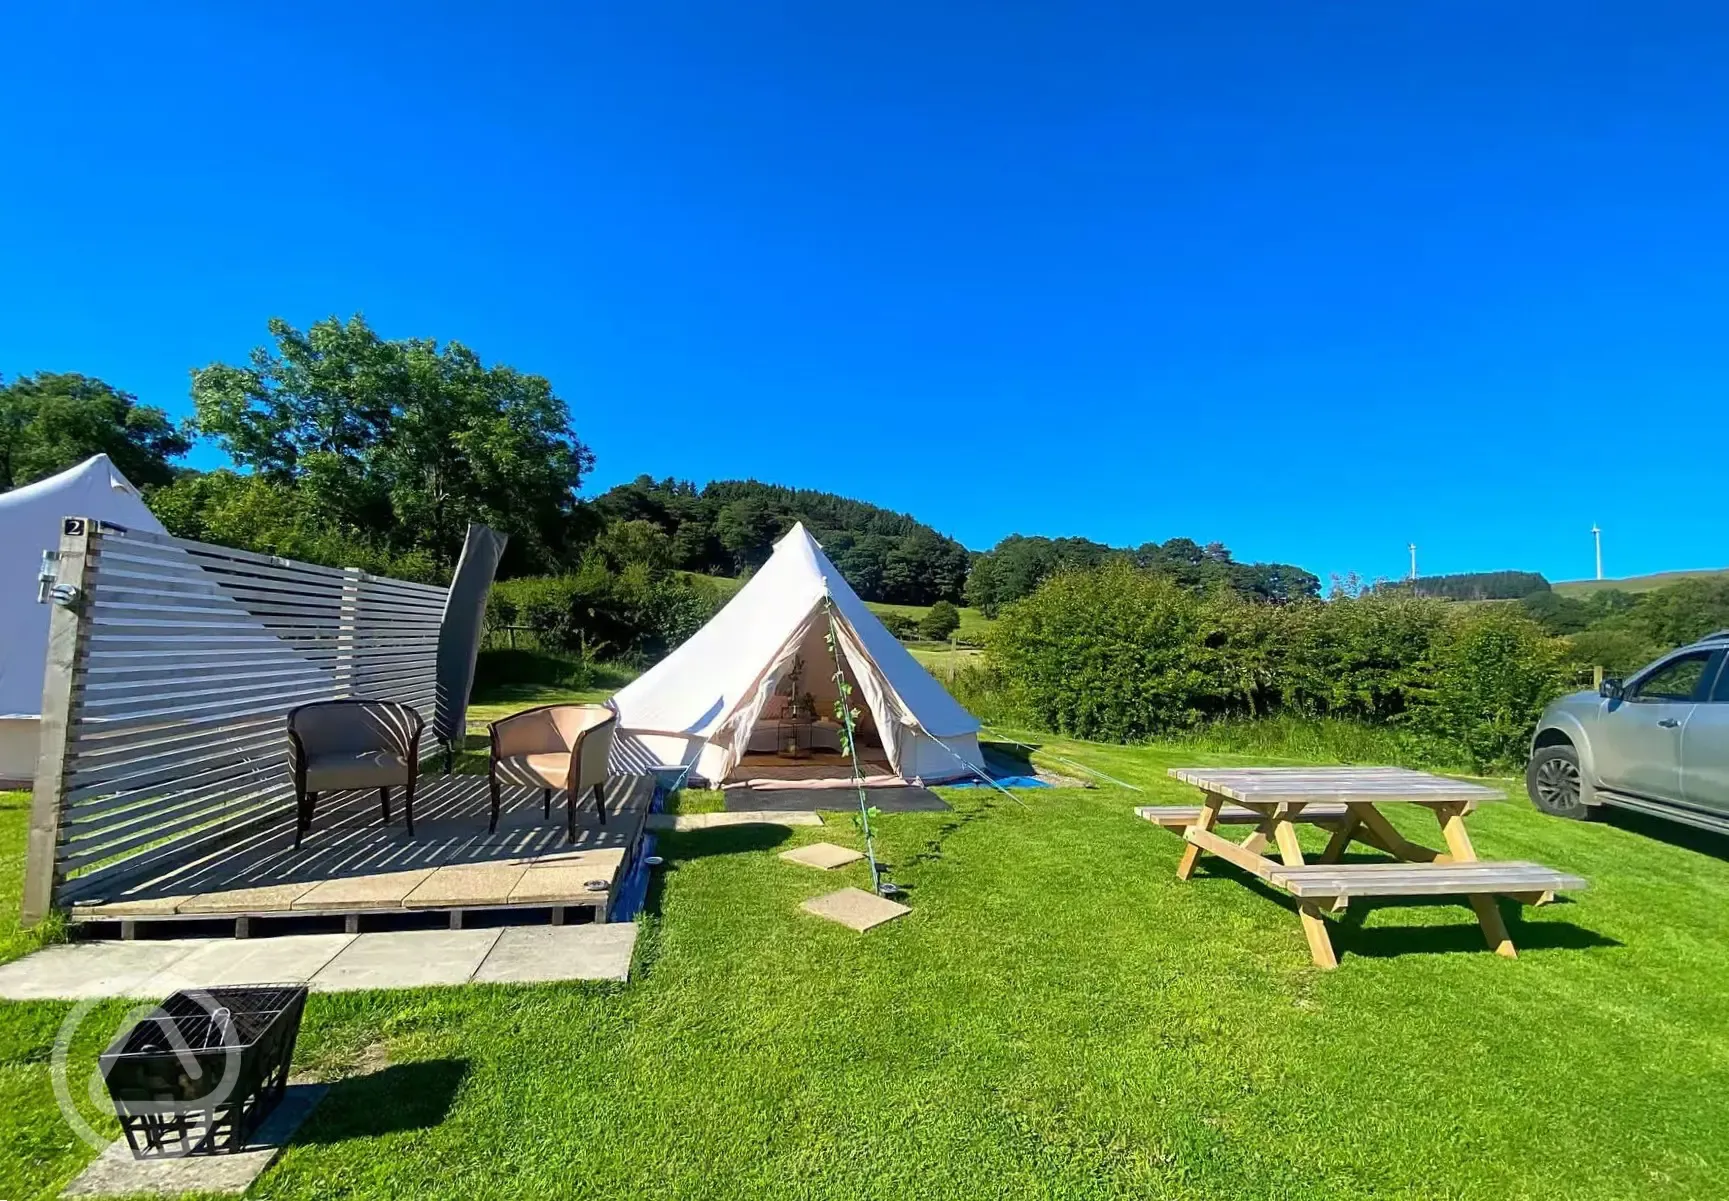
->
xmin=1591 ymin=524 xmax=1602 ymax=580
xmin=1408 ymin=543 xmax=1417 ymax=581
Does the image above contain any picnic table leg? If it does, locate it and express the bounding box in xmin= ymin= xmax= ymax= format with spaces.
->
xmin=1353 ymin=805 xmax=1445 ymax=863
xmin=1271 ymin=818 xmax=1339 ymax=970
xmin=1176 ymin=790 xmax=1225 ymax=881
xmin=1318 ymin=811 xmax=1362 ymax=864
xmin=1242 ymin=801 xmax=1282 ymax=857
xmin=1435 ymin=802 xmax=1517 ymax=960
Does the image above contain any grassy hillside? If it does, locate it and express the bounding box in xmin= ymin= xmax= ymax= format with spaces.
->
xmin=866 ymin=601 xmax=994 ymax=644
xmin=1554 ymin=567 xmax=1729 ymax=597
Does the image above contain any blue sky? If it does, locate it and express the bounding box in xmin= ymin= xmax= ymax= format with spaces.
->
xmin=3 ymin=2 xmax=1726 ymax=586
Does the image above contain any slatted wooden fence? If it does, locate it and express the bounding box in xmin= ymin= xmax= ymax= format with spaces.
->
xmin=23 ymin=518 xmax=449 ymax=920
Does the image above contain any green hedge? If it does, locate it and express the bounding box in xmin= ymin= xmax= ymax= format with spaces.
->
xmin=488 ymin=560 xmax=722 ymax=665
xmin=981 ymin=562 xmax=1575 ymax=770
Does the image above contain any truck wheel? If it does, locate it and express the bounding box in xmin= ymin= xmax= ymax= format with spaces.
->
xmin=1527 ymin=744 xmax=1590 ymax=819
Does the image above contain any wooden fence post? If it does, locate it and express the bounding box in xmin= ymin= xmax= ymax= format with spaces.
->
xmin=22 ymin=518 xmax=98 ymax=927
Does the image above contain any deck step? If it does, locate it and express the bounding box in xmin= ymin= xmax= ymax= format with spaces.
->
xmin=1136 ymin=803 xmax=1350 ymax=828
xmin=1266 ymin=860 xmax=1588 ymax=899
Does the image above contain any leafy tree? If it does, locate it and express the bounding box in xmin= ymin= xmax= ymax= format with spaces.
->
xmin=713 ymin=496 xmax=785 ymax=570
xmin=599 ymin=519 xmax=673 ymax=571
xmin=0 ymin=372 xmax=190 ymax=490
xmin=987 ymin=562 xmax=1219 ymax=740
xmin=967 ymin=533 xmax=1317 ymax=615
xmin=190 ymin=315 xmax=593 ymax=573
xmin=966 ymin=535 xmax=1114 ymax=615
xmin=149 ymin=469 xmax=439 ymax=581
xmin=1406 ymin=606 xmax=1571 ymax=771
xmin=876 ymin=611 xmax=920 ymax=639
xmin=918 ymin=600 xmax=961 ymax=641
xmin=486 ymin=556 xmax=722 ymax=664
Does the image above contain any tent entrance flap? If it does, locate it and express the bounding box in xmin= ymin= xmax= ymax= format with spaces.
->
xmin=715 ymin=608 xmax=900 ymax=784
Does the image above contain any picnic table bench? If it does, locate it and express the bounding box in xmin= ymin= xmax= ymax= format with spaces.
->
xmin=1160 ymin=767 xmax=1587 ymax=968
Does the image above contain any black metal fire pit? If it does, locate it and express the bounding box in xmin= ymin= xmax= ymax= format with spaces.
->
xmin=98 ymin=984 xmax=309 ymax=1158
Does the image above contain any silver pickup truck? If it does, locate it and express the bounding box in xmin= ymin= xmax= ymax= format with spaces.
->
xmin=1527 ymin=630 xmax=1729 ymax=833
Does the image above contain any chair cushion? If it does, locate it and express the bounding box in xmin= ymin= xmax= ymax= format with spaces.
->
xmin=304 ymin=749 xmax=410 ymax=791
xmin=494 ymin=753 xmax=571 ymax=790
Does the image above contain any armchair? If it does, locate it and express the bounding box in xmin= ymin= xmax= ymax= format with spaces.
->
xmin=488 ymin=704 xmax=617 ymax=842
xmin=286 ymin=699 xmax=424 ymax=847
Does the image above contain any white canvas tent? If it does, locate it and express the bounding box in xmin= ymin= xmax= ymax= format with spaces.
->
xmin=609 ymin=523 xmax=986 ymax=786
xmin=0 ymin=455 xmax=167 ymax=785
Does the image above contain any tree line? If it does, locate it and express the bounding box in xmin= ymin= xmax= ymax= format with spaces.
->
xmin=1377 ymin=570 xmax=1552 ymax=601
xmin=964 ymin=533 xmax=1321 ymax=615
xmin=593 ymin=475 xmax=971 ymax=605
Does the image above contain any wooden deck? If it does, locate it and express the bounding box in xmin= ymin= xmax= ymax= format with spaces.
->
xmin=66 ymin=773 xmax=654 ymax=937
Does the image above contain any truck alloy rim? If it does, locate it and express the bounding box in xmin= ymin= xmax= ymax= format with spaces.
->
xmin=1534 ymin=757 xmax=1581 ymax=808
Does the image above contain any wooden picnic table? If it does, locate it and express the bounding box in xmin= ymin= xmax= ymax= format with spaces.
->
xmin=1164 ymin=766 xmax=1585 ymax=969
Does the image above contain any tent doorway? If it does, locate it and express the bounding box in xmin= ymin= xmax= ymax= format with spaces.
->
xmin=727 ymin=614 xmax=898 ymax=789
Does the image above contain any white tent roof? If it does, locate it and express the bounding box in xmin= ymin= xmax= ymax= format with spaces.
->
xmin=611 ymin=523 xmax=980 ymax=744
xmin=0 ymin=455 xmax=166 ymax=718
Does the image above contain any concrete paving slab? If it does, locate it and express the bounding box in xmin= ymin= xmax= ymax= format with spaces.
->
xmin=779 ymin=842 xmax=865 ymax=870
xmin=62 ymin=1084 xmax=326 ymax=1197
xmin=471 ymin=924 xmax=637 ymax=984
xmin=508 ymin=863 xmax=616 ymax=904
xmin=71 ymin=894 xmax=191 ymax=917
xmin=132 ymin=934 xmax=355 ymax=996
xmin=175 ymin=881 xmax=319 ymax=914
xmin=309 ymin=929 xmax=502 ymax=992
xmin=0 ymin=940 xmax=217 ymax=1001
xmin=647 ymin=810 xmax=822 ymax=831
xmin=801 ymin=887 xmax=910 ymax=932
xmin=290 ymin=868 xmax=437 ymax=911
xmin=401 ymin=863 xmax=529 ymax=908
xmin=527 ymin=844 xmax=628 ymax=867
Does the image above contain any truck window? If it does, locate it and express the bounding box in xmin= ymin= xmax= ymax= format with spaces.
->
xmin=1629 ymin=652 xmax=1712 ymax=703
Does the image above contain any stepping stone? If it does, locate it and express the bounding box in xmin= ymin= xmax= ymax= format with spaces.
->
xmin=779 ymin=842 xmax=865 ymax=870
xmin=62 ymin=1083 xmax=326 ymax=1196
xmin=801 ymin=887 xmax=910 ymax=932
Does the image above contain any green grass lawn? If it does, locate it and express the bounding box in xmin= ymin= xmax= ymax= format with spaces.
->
xmin=905 ymin=641 xmax=985 ymax=678
xmin=3 ymin=730 xmax=1729 ymax=1198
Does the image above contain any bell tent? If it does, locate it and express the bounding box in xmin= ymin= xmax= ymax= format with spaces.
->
xmin=0 ymin=455 xmax=167 ymax=785
xmin=609 ymin=523 xmax=986 ymax=787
